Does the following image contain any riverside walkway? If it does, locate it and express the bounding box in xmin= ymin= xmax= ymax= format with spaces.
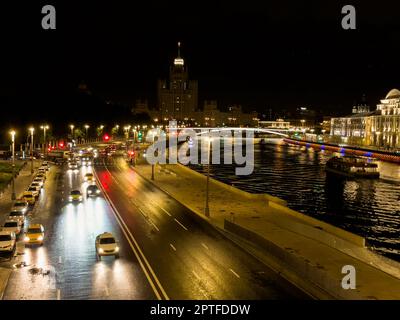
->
xmin=134 ymin=161 xmax=400 ymax=300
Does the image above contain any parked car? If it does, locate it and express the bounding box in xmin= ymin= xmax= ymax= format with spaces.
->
xmin=30 ymin=182 xmax=42 ymax=194
xmin=8 ymin=210 xmax=25 ymax=226
xmin=32 ymin=177 xmax=44 ymax=187
xmin=0 ymin=231 xmax=16 ymax=253
xmin=27 ymin=186 xmax=39 ymax=198
xmin=11 ymin=199 xmax=29 ymax=214
xmin=2 ymin=220 xmax=22 ymax=235
xmin=22 ymin=191 xmax=36 ymax=205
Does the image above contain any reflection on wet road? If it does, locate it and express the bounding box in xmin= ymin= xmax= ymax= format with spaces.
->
xmin=2 ymin=164 xmax=155 ymax=300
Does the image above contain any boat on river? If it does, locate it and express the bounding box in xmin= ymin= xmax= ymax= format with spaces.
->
xmin=325 ymin=156 xmax=380 ymax=179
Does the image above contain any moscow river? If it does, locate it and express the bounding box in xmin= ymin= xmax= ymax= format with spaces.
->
xmin=189 ymin=139 xmax=400 ymax=262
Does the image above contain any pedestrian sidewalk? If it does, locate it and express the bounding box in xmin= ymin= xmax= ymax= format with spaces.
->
xmin=0 ymin=160 xmax=42 ymax=300
xmin=0 ymin=161 xmax=41 ymax=215
xmin=134 ymin=162 xmax=400 ymax=300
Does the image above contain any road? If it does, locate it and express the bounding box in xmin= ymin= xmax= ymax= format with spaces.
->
xmin=1 ymin=162 xmax=155 ymax=300
xmin=0 ymin=152 xmax=309 ymax=300
xmin=93 ymin=154 xmax=309 ymax=300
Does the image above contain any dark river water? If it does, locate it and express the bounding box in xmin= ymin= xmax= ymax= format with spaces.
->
xmin=189 ymin=139 xmax=400 ymax=261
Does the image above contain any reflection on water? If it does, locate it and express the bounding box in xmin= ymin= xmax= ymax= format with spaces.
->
xmin=189 ymin=142 xmax=400 ymax=261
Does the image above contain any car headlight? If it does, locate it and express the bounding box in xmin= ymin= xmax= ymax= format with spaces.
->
xmin=115 ymin=246 xmax=119 ymax=252
xmin=98 ymin=248 xmax=104 ymax=254
xmin=88 ymin=190 xmax=92 ymax=194
xmin=79 ymin=196 xmax=83 ymax=200
xmin=24 ymin=236 xmax=30 ymax=242
xmin=38 ymin=236 xmax=43 ymax=241
xmin=69 ymin=196 xmax=73 ymax=201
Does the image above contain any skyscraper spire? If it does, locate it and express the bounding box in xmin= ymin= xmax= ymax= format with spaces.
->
xmin=174 ymin=41 xmax=184 ymax=66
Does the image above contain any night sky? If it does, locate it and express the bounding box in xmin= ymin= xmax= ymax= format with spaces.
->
xmin=1 ymin=0 xmax=400 ymax=136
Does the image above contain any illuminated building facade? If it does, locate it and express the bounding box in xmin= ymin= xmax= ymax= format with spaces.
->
xmin=330 ymin=89 xmax=400 ymax=149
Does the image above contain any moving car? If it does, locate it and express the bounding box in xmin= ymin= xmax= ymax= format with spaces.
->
xmin=68 ymin=161 xmax=78 ymax=170
xmin=87 ymin=185 xmax=101 ymax=198
xmin=24 ymin=224 xmax=45 ymax=246
xmin=95 ymin=232 xmax=119 ymax=260
xmin=84 ymin=173 xmax=94 ymax=182
xmin=27 ymin=186 xmax=39 ymax=198
xmin=2 ymin=220 xmax=22 ymax=235
xmin=11 ymin=199 xmax=29 ymax=214
xmin=8 ymin=211 xmax=25 ymax=226
xmin=35 ymin=173 xmax=46 ymax=181
xmin=0 ymin=231 xmax=16 ymax=253
xmin=69 ymin=190 xmax=83 ymax=202
xmin=38 ymin=167 xmax=47 ymax=175
xmin=23 ymin=191 xmax=36 ymax=205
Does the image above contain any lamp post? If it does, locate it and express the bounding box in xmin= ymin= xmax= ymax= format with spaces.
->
xmin=10 ymin=130 xmax=16 ymax=201
xmin=151 ymin=131 xmax=156 ymax=180
xmin=29 ymin=127 xmax=34 ymax=174
xmin=204 ymin=136 xmax=211 ymax=217
xmin=40 ymin=125 xmax=49 ymax=158
xmin=85 ymin=124 xmax=90 ymax=141
xmin=70 ymin=124 xmax=74 ymax=138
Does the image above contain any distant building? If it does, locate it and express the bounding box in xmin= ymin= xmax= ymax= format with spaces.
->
xmin=142 ymin=42 xmax=258 ymax=127
xmin=157 ymin=42 xmax=198 ymax=122
xmin=330 ymin=89 xmax=400 ymax=149
xmin=259 ymin=119 xmax=290 ymax=129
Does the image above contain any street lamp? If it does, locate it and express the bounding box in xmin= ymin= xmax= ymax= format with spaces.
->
xmin=10 ymin=130 xmax=16 ymax=200
xmin=40 ymin=125 xmax=49 ymax=158
xmin=29 ymin=127 xmax=34 ymax=174
xmin=70 ymin=124 xmax=74 ymax=138
xmin=84 ymin=124 xmax=90 ymax=140
xmin=204 ymin=135 xmax=212 ymax=217
xmin=151 ymin=131 xmax=156 ymax=180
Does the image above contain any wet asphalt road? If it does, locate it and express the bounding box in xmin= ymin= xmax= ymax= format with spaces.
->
xmin=94 ymin=155 xmax=309 ymax=300
xmin=0 ymin=153 xmax=309 ymax=300
xmin=1 ymin=163 xmax=155 ymax=300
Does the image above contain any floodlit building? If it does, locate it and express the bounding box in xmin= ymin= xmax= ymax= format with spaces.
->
xmin=330 ymin=89 xmax=400 ymax=149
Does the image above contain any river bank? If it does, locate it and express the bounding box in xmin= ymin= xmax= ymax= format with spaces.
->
xmin=133 ymin=160 xmax=400 ymax=299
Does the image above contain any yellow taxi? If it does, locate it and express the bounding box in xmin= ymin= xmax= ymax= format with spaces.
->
xmin=22 ymin=191 xmax=36 ymax=205
xmin=84 ymin=173 xmax=94 ymax=182
xmin=24 ymin=224 xmax=45 ymax=246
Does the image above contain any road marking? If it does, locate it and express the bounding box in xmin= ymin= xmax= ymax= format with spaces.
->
xmin=201 ymin=243 xmax=209 ymax=250
xmin=150 ymin=220 xmax=160 ymax=232
xmin=192 ymin=270 xmax=201 ymax=281
xmin=174 ymin=218 xmax=188 ymax=231
xmin=58 ymin=256 xmax=62 ymax=264
xmin=169 ymin=243 xmax=176 ymax=251
xmin=56 ymin=289 xmax=61 ymax=300
xmin=229 ymin=268 xmax=240 ymax=279
xmin=104 ymin=286 xmax=109 ymax=296
xmin=94 ymin=166 xmax=169 ymax=300
xmin=155 ymin=204 xmax=172 ymax=217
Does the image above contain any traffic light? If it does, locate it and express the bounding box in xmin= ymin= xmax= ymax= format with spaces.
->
xmin=138 ymin=131 xmax=142 ymax=142
xmin=103 ymin=134 xmax=110 ymax=142
xmin=59 ymin=141 xmax=64 ymax=148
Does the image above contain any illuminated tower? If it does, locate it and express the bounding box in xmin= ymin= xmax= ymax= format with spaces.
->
xmin=157 ymin=42 xmax=198 ymax=122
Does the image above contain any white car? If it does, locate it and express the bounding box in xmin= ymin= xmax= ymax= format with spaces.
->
xmin=30 ymin=182 xmax=42 ymax=194
xmin=27 ymin=186 xmax=39 ymax=198
xmin=32 ymin=177 xmax=44 ymax=187
xmin=38 ymin=167 xmax=47 ymax=175
xmin=95 ymin=232 xmax=120 ymax=260
xmin=11 ymin=200 xmax=29 ymax=214
xmin=8 ymin=210 xmax=25 ymax=226
xmin=2 ymin=220 xmax=22 ymax=235
xmin=42 ymin=162 xmax=50 ymax=170
xmin=36 ymin=173 xmax=46 ymax=181
xmin=0 ymin=231 xmax=16 ymax=253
